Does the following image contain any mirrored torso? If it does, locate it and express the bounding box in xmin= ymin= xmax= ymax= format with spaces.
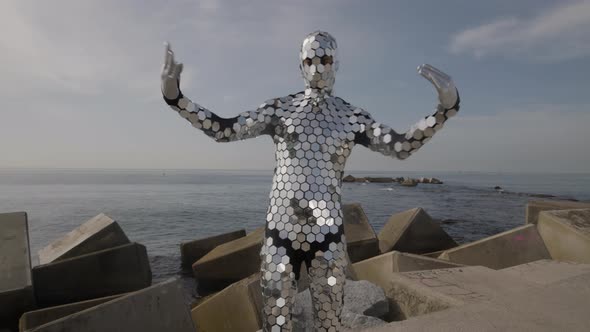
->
xmin=263 ymin=90 xmax=370 ymax=249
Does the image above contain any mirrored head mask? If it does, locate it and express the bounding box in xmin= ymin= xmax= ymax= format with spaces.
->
xmin=299 ymin=31 xmax=339 ymax=93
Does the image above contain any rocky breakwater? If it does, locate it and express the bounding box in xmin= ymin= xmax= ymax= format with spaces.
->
xmin=343 ymin=175 xmax=443 ymax=185
xmin=0 ymin=212 xmax=163 ymax=332
xmin=187 ymin=203 xmax=461 ymax=331
xmin=188 ymin=199 xmax=590 ymax=331
xmin=5 ymin=198 xmax=590 ymax=331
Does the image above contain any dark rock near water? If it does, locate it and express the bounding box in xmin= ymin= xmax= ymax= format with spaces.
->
xmin=429 ymin=177 xmax=443 ymax=184
xmin=530 ymin=193 xmax=556 ymax=198
xmin=343 ymin=175 xmax=356 ymax=182
xmin=343 ymin=175 xmax=443 ymax=185
xmin=400 ymin=178 xmax=418 ymax=187
xmin=365 ymin=177 xmax=396 ymax=183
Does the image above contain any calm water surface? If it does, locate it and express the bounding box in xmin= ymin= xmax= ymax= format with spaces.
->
xmin=1 ymin=169 xmax=588 ymax=298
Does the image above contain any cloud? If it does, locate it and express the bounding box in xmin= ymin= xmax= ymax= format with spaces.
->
xmin=450 ymin=0 xmax=590 ymax=61
xmin=0 ymin=1 xmax=174 ymax=100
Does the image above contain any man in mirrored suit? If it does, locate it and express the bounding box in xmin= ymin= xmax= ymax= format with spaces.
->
xmin=161 ymin=31 xmax=460 ymax=332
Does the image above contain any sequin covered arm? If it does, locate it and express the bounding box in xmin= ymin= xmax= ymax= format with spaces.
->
xmin=357 ymin=97 xmax=460 ymax=159
xmin=163 ymin=89 xmax=276 ymax=142
xmin=161 ymin=43 xmax=274 ymax=142
xmin=355 ymin=64 xmax=460 ymax=160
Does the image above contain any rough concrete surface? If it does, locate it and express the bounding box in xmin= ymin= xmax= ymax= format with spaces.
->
xmin=501 ymin=259 xmax=590 ymax=285
xmin=378 ymin=208 xmax=457 ymax=254
xmin=33 ymin=242 xmax=151 ymax=307
xmin=38 ymin=213 xmax=130 ymax=265
xmin=0 ymin=212 xmax=35 ymax=330
xmin=382 ymin=266 xmax=539 ymax=321
xmin=525 ymin=200 xmax=590 ymax=225
xmin=352 ymin=251 xmax=464 ymax=291
xmin=192 ymin=227 xmax=264 ymax=291
xmin=366 ymin=272 xmax=590 ymax=332
xmin=191 ymin=273 xmax=262 ymax=332
xmin=180 ymin=229 xmax=246 ymax=268
xmin=19 ymin=294 xmax=124 ymax=331
xmin=537 ymin=209 xmax=590 ymax=263
xmin=28 ymin=279 xmax=194 ymax=332
xmin=438 ymin=224 xmax=551 ymax=269
xmin=342 ymin=203 xmax=380 ymax=263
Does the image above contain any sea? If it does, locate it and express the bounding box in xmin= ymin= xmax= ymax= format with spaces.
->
xmin=1 ymin=169 xmax=589 ymax=300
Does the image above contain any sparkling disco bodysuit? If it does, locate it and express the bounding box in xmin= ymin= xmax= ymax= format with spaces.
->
xmin=161 ymin=31 xmax=460 ymax=332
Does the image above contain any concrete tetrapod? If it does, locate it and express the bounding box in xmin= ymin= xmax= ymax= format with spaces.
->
xmin=27 ymin=279 xmax=194 ymax=332
xmin=191 ymin=273 xmax=263 ymax=332
xmin=380 ymin=266 xmax=539 ymax=321
xmin=365 ymin=270 xmax=590 ymax=332
xmin=342 ymin=203 xmax=380 ymax=263
xmin=352 ymin=251 xmax=465 ymax=290
xmin=180 ymin=229 xmax=246 ymax=268
xmin=437 ymin=224 xmax=551 ymax=269
xmin=38 ymin=213 xmax=130 ymax=265
xmin=19 ymin=294 xmax=124 ymax=331
xmin=537 ymin=209 xmax=590 ymax=263
xmin=33 ymin=242 xmax=152 ymax=307
xmin=192 ymin=227 xmax=265 ymax=292
xmin=525 ymin=200 xmax=590 ymax=225
xmin=378 ymin=208 xmax=457 ymax=255
xmin=0 ymin=212 xmax=35 ymax=331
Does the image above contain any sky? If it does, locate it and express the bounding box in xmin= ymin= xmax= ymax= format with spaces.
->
xmin=0 ymin=0 xmax=589 ymax=173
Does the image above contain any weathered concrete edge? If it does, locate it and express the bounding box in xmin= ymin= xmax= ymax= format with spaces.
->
xmin=19 ymin=293 xmax=125 ymax=331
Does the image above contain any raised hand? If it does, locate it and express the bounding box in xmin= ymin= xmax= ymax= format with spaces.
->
xmin=417 ymin=64 xmax=458 ymax=110
xmin=161 ymin=42 xmax=184 ymax=100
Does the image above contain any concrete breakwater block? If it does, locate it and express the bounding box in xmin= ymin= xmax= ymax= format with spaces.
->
xmin=0 ymin=212 xmax=35 ymax=330
xmin=382 ymin=266 xmax=538 ymax=321
xmin=525 ymin=200 xmax=590 ymax=225
xmin=342 ymin=203 xmax=380 ymax=263
xmin=180 ymin=229 xmax=246 ymax=268
xmin=501 ymin=259 xmax=590 ymax=286
xmin=192 ymin=227 xmax=265 ymax=291
xmin=365 ymin=270 xmax=590 ymax=332
xmin=352 ymin=251 xmax=464 ymax=290
xmin=19 ymin=294 xmax=124 ymax=331
xmin=421 ymin=249 xmax=446 ymax=258
xmin=26 ymin=279 xmax=194 ymax=332
xmin=191 ymin=273 xmax=262 ymax=332
xmin=38 ymin=213 xmax=130 ymax=265
xmin=438 ymin=224 xmax=551 ymax=269
xmin=33 ymin=242 xmax=152 ymax=307
xmin=537 ymin=209 xmax=590 ymax=263
xmin=378 ymin=208 xmax=457 ymax=254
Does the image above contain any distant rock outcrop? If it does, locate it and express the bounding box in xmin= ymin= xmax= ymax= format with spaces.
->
xmin=343 ymin=175 xmax=443 ymax=185
xmin=401 ymin=178 xmax=418 ymax=187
